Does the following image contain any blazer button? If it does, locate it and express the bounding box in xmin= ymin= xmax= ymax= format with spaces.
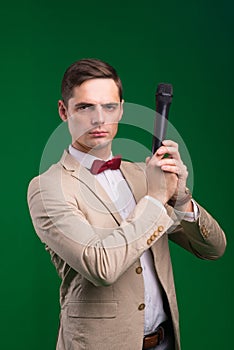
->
xmin=147 ymin=238 xmax=152 ymax=245
xmin=201 ymin=225 xmax=209 ymax=238
xmin=158 ymin=225 xmax=164 ymax=232
xmin=136 ymin=266 xmax=143 ymax=274
xmin=138 ymin=303 xmax=145 ymax=311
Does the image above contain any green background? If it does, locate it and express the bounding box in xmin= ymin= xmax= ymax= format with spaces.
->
xmin=1 ymin=0 xmax=233 ymax=349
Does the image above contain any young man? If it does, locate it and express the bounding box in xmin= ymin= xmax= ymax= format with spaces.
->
xmin=27 ymin=59 xmax=226 ymax=350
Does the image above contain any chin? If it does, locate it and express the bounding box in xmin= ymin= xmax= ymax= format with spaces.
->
xmin=91 ymin=140 xmax=111 ymax=150
xmin=74 ymin=137 xmax=112 ymax=153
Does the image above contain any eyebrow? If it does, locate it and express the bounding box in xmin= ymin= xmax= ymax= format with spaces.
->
xmin=73 ymin=102 xmax=120 ymax=108
xmin=74 ymin=102 xmax=94 ymax=108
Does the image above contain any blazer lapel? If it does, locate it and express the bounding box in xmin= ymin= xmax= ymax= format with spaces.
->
xmin=120 ymin=161 xmax=147 ymax=203
xmin=60 ymin=150 xmax=122 ymax=225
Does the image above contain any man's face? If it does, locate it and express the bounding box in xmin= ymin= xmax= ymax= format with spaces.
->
xmin=59 ymin=78 xmax=123 ymax=154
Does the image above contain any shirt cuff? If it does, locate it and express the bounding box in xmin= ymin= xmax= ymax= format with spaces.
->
xmin=144 ymin=196 xmax=167 ymax=214
xmin=173 ymin=199 xmax=200 ymax=222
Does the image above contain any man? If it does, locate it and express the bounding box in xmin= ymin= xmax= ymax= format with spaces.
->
xmin=27 ymin=58 xmax=226 ymax=350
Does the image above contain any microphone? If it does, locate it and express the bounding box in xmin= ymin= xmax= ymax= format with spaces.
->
xmin=152 ymin=83 xmax=173 ymax=154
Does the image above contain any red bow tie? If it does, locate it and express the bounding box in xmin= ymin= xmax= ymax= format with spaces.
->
xmin=90 ymin=155 xmax=122 ymax=175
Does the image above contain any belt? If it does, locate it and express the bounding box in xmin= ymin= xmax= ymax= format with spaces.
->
xmin=142 ymin=323 xmax=166 ymax=349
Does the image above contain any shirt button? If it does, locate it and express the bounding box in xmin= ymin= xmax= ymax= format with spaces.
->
xmin=147 ymin=238 xmax=152 ymax=245
xmin=136 ymin=266 xmax=143 ymax=274
xmin=138 ymin=303 xmax=145 ymax=311
xmin=158 ymin=225 xmax=164 ymax=232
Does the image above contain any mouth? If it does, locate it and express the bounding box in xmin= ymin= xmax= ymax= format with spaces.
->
xmin=89 ymin=130 xmax=108 ymax=137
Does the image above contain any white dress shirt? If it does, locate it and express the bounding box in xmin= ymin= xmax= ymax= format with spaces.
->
xmin=68 ymin=145 xmax=198 ymax=335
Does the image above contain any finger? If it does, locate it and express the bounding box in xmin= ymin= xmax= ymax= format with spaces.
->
xmin=162 ymin=140 xmax=179 ymax=149
xmin=158 ymin=157 xmax=188 ymax=176
xmin=158 ymin=158 xmax=177 ymax=166
xmin=161 ymin=165 xmax=180 ymax=174
xmin=160 ymin=146 xmax=182 ymax=161
xmin=162 ymin=140 xmax=182 ymax=160
xmin=162 ymin=163 xmax=188 ymax=178
xmin=156 ymin=146 xmax=171 ymax=156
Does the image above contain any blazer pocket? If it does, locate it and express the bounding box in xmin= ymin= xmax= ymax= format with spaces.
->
xmin=67 ymin=301 xmax=117 ymax=319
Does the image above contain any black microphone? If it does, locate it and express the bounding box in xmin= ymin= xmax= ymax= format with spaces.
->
xmin=152 ymin=83 xmax=173 ymax=154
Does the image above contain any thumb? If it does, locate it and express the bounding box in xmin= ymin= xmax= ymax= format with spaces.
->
xmin=145 ymin=156 xmax=151 ymax=165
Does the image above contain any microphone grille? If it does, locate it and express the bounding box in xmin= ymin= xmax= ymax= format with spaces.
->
xmin=156 ymin=83 xmax=173 ymax=97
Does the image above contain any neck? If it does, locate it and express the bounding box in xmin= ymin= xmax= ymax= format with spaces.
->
xmin=72 ymin=141 xmax=112 ymax=160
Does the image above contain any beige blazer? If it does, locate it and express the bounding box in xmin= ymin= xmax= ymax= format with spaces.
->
xmin=27 ymin=150 xmax=226 ymax=350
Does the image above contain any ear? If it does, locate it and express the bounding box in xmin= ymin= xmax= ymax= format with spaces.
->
xmin=118 ymin=99 xmax=124 ymax=122
xmin=58 ymin=100 xmax=68 ymax=122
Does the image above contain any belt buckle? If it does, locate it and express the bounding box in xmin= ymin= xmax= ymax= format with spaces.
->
xmin=143 ymin=325 xmax=165 ymax=349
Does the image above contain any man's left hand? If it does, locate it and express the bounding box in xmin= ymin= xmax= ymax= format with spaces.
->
xmin=157 ymin=140 xmax=193 ymax=212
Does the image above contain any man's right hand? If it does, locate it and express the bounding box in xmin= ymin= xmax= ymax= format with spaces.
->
xmin=145 ymin=146 xmax=178 ymax=205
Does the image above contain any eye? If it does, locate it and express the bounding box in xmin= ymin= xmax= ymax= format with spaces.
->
xmin=103 ymin=103 xmax=119 ymax=112
xmin=76 ymin=104 xmax=94 ymax=112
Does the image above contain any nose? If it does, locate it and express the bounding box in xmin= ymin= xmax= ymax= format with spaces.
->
xmin=91 ymin=105 xmax=105 ymax=125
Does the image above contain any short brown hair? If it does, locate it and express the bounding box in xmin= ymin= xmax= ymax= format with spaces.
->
xmin=61 ymin=58 xmax=123 ymax=106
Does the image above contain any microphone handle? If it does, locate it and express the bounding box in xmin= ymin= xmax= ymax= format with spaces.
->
xmin=152 ymin=102 xmax=170 ymax=154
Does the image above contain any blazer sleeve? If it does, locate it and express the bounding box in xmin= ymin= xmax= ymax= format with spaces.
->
xmin=168 ymin=202 xmax=226 ymax=260
xmin=27 ymin=174 xmax=174 ymax=287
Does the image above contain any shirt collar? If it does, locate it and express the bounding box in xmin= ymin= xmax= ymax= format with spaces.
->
xmin=68 ymin=145 xmax=113 ymax=170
